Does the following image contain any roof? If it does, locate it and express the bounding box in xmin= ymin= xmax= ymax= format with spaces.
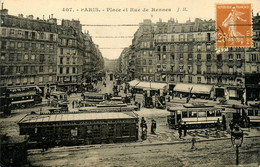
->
xmin=18 ymin=112 xmax=137 ymax=124
xmin=51 ymin=91 xmax=66 ymax=95
xmin=135 ymin=81 xmax=167 ymax=90
xmin=128 ymin=79 xmax=140 ymax=87
xmin=174 ymin=83 xmax=213 ymax=94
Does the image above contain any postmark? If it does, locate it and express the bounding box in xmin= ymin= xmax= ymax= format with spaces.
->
xmin=216 ymin=4 xmax=252 ymax=48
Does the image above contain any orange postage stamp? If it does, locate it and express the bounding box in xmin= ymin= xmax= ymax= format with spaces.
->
xmin=216 ymin=4 xmax=252 ymax=48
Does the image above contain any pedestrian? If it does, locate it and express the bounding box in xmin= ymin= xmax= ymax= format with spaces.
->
xmin=191 ymin=136 xmax=197 ymax=150
xmin=178 ymin=124 xmax=182 ymax=139
xmin=216 ymin=118 xmax=221 ymax=130
xmin=151 ymin=119 xmax=157 ymax=134
xmin=72 ymin=101 xmax=75 ymax=108
xmin=183 ymin=122 xmax=187 ymax=137
xmin=241 ymin=97 xmax=244 ymax=105
xmin=229 ymin=120 xmax=234 ymax=131
xmin=222 ymin=115 xmax=226 ymax=130
xmin=168 ymin=95 xmax=170 ymax=102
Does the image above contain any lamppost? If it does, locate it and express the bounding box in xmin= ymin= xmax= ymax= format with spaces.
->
xmin=231 ymin=124 xmax=244 ymax=165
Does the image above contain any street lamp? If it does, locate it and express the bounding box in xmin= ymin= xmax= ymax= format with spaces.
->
xmin=231 ymin=124 xmax=244 ymax=165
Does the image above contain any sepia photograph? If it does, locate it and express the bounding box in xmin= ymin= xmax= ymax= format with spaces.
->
xmin=0 ymin=0 xmax=260 ymax=166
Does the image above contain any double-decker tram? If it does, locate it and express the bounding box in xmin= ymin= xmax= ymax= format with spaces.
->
xmin=167 ymin=104 xmax=225 ymax=129
xmin=0 ymin=86 xmax=42 ymax=110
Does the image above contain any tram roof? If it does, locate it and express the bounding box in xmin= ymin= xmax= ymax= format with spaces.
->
xmin=167 ymin=106 xmax=224 ymax=112
xmin=18 ymin=112 xmax=138 ymax=124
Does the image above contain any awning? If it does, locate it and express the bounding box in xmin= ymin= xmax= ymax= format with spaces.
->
xmin=192 ymin=84 xmax=213 ymax=94
xmin=135 ymin=81 xmax=167 ymax=90
xmin=128 ymin=79 xmax=140 ymax=87
xmin=174 ymin=83 xmax=213 ymax=94
xmin=173 ymin=83 xmax=193 ymax=93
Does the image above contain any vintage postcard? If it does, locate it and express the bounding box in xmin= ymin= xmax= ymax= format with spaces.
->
xmin=0 ymin=0 xmax=260 ymax=166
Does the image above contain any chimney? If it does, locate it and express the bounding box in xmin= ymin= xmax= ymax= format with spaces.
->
xmin=27 ymin=15 xmax=34 ymax=20
xmin=43 ymin=15 xmax=45 ymax=20
xmin=2 ymin=2 xmax=3 ymax=10
xmin=51 ymin=14 xmax=53 ymax=18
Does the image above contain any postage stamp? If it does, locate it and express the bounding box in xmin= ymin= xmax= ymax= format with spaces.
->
xmin=216 ymin=4 xmax=252 ymax=48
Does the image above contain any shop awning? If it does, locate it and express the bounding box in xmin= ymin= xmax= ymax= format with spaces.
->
xmin=135 ymin=81 xmax=167 ymax=90
xmin=173 ymin=84 xmax=193 ymax=93
xmin=192 ymin=84 xmax=213 ymax=94
xmin=128 ymin=79 xmax=140 ymax=87
xmin=174 ymin=83 xmax=213 ymax=94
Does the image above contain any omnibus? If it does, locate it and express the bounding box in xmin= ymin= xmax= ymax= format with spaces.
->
xmin=167 ymin=104 xmax=225 ymax=129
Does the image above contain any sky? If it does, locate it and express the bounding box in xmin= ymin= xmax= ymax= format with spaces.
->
xmin=2 ymin=0 xmax=260 ymax=59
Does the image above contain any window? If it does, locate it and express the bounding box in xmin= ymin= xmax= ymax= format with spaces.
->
xmin=251 ymin=54 xmax=256 ymax=61
xmin=179 ymin=54 xmax=183 ymax=60
xmin=40 ymin=54 xmax=45 ymax=62
xmin=197 ymin=65 xmax=201 ymax=74
xmin=207 ymin=33 xmax=211 ymax=41
xmin=236 ymin=54 xmax=241 ymax=60
xmin=31 ymin=66 xmax=35 ymax=73
xmin=50 ymin=34 xmax=54 ymax=41
xmin=24 ymin=54 xmax=29 ymax=60
xmin=39 ymin=66 xmax=44 ymax=72
xmin=60 ymin=57 xmax=63 ymax=64
xmin=1 ymin=53 xmax=6 ymax=60
xmin=39 ymin=77 xmax=43 ymax=83
xmin=24 ymin=66 xmax=28 ymax=73
xmin=60 ymin=67 xmax=63 ymax=74
xmin=170 ymin=75 xmax=174 ymax=81
xmin=188 ymin=76 xmax=192 ymax=83
xmin=207 ymin=78 xmax=211 ymax=84
xmin=179 ymin=65 xmax=184 ymax=72
xmin=207 ymin=54 xmax=211 ymax=60
xmin=18 ymin=42 xmax=23 ymax=48
xmin=49 ymin=76 xmax=52 ymax=82
xmin=10 ymin=29 xmax=15 ymax=35
xmin=73 ymin=57 xmax=76 ymax=64
xmin=197 ymin=77 xmax=201 ymax=83
xmin=2 ymin=29 xmax=6 ymax=36
xmin=171 ymin=65 xmax=174 ymax=72
xmin=40 ymin=32 xmax=44 ymax=39
xmin=171 ymin=54 xmax=174 ymax=60
xmin=190 ymin=111 xmax=197 ymax=117
xmin=197 ymin=45 xmax=202 ymax=51
xmin=24 ymin=42 xmax=29 ymax=49
xmin=73 ymin=67 xmax=76 ymax=73
xmin=9 ymin=54 xmax=15 ymax=61
xmin=23 ymin=77 xmax=27 ymax=84
xmin=40 ymin=44 xmax=45 ymax=50
xmin=17 ymin=54 xmax=22 ymax=61
xmin=207 ymin=111 xmax=215 ymax=117
xmin=60 ymin=48 xmax=63 ymax=54
xmin=207 ymin=66 xmax=211 ymax=73
xmin=163 ymin=46 xmax=166 ymax=52
xmin=32 ymin=43 xmax=36 ymax=49
xmin=67 ymin=57 xmax=70 ymax=64
xmin=10 ymin=42 xmax=15 ymax=48
xmin=217 ymin=54 xmax=222 ymax=61
xmin=16 ymin=66 xmax=21 ymax=73
xmin=197 ymin=54 xmax=201 ymax=60
xmin=179 ymin=76 xmax=184 ymax=82
xmin=198 ymin=111 xmax=206 ymax=117
xmin=31 ymin=55 xmax=35 ymax=60
xmin=149 ymin=60 xmax=152 ymax=65
xmin=162 ymin=65 xmax=166 ymax=72
xmin=229 ymin=54 xmax=233 ymax=60
xmin=49 ymin=66 xmax=53 ymax=73
xmin=158 ymin=54 xmax=161 ymax=60
xmin=1 ymin=41 xmax=7 ymax=49
xmin=157 ymin=46 xmax=161 ymax=52
xmin=32 ymin=32 xmax=36 ymax=39
xmin=25 ymin=31 xmax=29 ymax=39
xmin=66 ymin=67 xmax=70 ymax=74
xmin=50 ymin=44 xmax=54 ymax=50
xmin=163 ymin=54 xmax=166 ymax=59
xmin=188 ymin=54 xmax=192 ymax=60
xmin=143 ymin=59 xmax=146 ymax=65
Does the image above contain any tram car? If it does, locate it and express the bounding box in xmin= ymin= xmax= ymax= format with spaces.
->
xmin=79 ymin=102 xmax=138 ymax=112
xmin=83 ymin=92 xmax=106 ymax=106
xmin=18 ymin=112 xmax=139 ymax=147
xmin=0 ymin=86 xmax=42 ymax=110
xmin=224 ymin=104 xmax=260 ymax=126
xmin=167 ymin=104 xmax=225 ymax=129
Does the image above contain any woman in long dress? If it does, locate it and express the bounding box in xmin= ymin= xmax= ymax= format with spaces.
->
xmin=222 ymin=7 xmax=247 ymax=45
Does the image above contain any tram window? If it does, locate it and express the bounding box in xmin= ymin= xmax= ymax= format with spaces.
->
xmin=248 ymin=110 xmax=254 ymax=116
xmin=182 ymin=112 xmax=188 ymax=118
xmin=188 ymin=112 xmax=192 ymax=117
xmin=216 ymin=110 xmax=221 ymax=116
xmin=198 ymin=111 xmax=206 ymax=117
xmin=207 ymin=111 xmax=215 ymax=117
xmin=190 ymin=111 xmax=197 ymax=117
xmin=255 ymin=110 xmax=258 ymax=116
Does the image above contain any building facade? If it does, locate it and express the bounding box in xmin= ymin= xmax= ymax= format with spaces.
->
xmin=118 ymin=15 xmax=260 ymax=101
xmin=0 ymin=8 xmax=104 ymax=97
xmin=0 ymin=9 xmax=58 ymax=96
